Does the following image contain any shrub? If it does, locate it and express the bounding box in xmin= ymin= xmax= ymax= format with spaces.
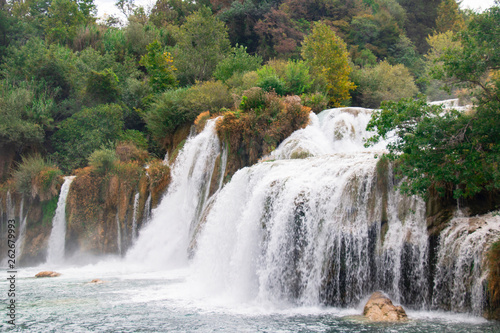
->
xmin=115 ymin=141 xmax=149 ymax=163
xmin=283 ymin=60 xmax=312 ymax=95
xmin=52 ymin=104 xmax=124 ymax=172
xmin=86 ymin=68 xmax=120 ymax=104
xmin=88 ymin=148 xmax=118 ymax=174
xmin=240 ymin=87 xmax=266 ymax=112
xmin=301 ymin=92 xmax=329 ymax=113
xmin=256 ymin=66 xmax=286 ymax=95
xmin=144 ymin=81 xmax=232 ymax=141
xmin=119 ymin=129 xmax=148 ymax=150
xmin=214 ymin=44 xmax=262 ymax=82
xmin=13 ymin=155 xmax=62 ymax=201
xmin=216 ymin=91 xmax=310 ymax=177
xmin=352 ymin=61 xmax=418 ymax=108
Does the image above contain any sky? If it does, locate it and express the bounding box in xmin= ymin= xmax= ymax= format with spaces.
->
xmin=94 ymin=0 xmax=497 ymax=22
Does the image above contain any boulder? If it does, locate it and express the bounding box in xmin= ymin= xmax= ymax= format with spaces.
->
xmin=35 ymin=271 xmax=61 ymax=278
xmin=363 ymin=291 xmax=408 ymax=321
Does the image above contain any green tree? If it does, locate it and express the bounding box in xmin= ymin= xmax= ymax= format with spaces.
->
xmin=366 ymin=5 xmax=500 ymax=199
xmin=301 ymin=21 xmax=355 ymax=106
xmin=86 ymin=68 xmax=120 ymax=103
xmin=213 ymin=44 xmax=262 ymax=82
xmin=52 ymin=104 xmax=124 ymax=171
xmin=435 ymin=0 xmax=465 ymax=33
xmin=174 ymin=7 xmax=231 ymax=85
xmin=352 ymin=61 xmax=418 ymax=108
xmin=424 ymin=31 xmax=462 ymax=101
xmin=45 ymin=0 xmax=85 ymax=45
xmin=140 ymin=40 xmax=177 ymax=93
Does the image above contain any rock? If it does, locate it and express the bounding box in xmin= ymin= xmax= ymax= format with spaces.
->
xmin=35 ymin=271 xmax=61 ymax=278
xmin=363 ymin=291 xmax=408 ymax=321
xmin=89 ymin=279 xmax=104 ymax=284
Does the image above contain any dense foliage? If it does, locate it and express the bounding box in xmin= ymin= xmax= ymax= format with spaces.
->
xmin=0 ymin=0 xmax=495 ymax=202
xmin=366 ymin=4 xmax=500 ymax=199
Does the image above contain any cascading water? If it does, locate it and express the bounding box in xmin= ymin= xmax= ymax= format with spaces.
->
xmin=116 ymin=213 xmax=122 ymax=255
xmin=143 ymin=193 xmax=152 ymax=225
xmin=431 ymin=213 xmax=500 ymax=315
xmin=191 ymin=108 xmax=429 ymax=307
xmin=131 ymin=192 xmax=140 ymax=241
xmin=127 ymin=118 xmax=224 ymax=268
xmin=187 ymin=107 xmax=497 ymax=316
xmin=46 ymin=176 xmax=75 ymax=264
xmin=15 ymin=197 xmax=27 ymax=260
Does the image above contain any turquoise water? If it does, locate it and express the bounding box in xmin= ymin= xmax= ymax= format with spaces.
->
xmin=2 ymin=262 xmax=499 ymax=332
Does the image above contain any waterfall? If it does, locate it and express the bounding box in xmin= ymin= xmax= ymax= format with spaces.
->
xmin=127 ymin=118 xmax=222 ymax=268
xmin=143 ymin=193 xmax=152 ymax=225
xmin=15 ymin=197 xmax=27 ymax=260
xmin=187 ymin=107 xmax=443 ymax=311
xmin=431 ymin=214 xmax=500 ymax=315
xmin=131 ymin=192 xmax=140 ymax=242
xmin=46 ymin=176 xmax=75 ymax=264
xmin=116 ymin=213 xmax=122 ymax=255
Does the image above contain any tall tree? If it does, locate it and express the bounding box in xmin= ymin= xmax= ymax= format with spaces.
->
xmin=173 ymin=7 xmax=231 ymax=85
xmin=435 ymin=0 xmax=465 ymax=33
xmin=301 ymin=22 xmax=355 ymax=106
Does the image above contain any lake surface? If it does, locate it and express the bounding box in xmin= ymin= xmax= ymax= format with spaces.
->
xmin=2 ymin=259 xmax=499 ymax=332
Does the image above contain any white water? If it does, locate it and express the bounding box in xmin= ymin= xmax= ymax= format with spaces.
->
xmin=46 ymin=176 xmax=75 ymax=264
xmin=127 ymin=119 xmax=223 ymax=268
xmin=432 ymin=214 xmax=500 ymax=315
xmin=116 ymin=212 xmax=122 ymax=255
xmin=142 ymin=192 xmax=152 ymax=225
xmin=131 ymin=192 xmax=140 ymax=241
xmin=15 ymin=197 xmax=27 ymax=260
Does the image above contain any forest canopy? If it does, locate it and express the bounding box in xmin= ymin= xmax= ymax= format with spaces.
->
xmin=0 ymin=0 xmax=497 ymax=201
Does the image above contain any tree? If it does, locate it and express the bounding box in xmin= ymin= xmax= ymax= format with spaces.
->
xmin=365 ymin=5 xmax=500 ymax=199
xmin=140 ymin=40 xmax=177 ymax=93
xmin=45 ymin=0 xmax=86 ymax=45
xmin=52 ymin=104 xmax=124 ymax=171
xmin=301 ymin=21 xmax=355 ymax=106
xmin=213 ymin=44 xmax=262 ymax=82
xmin=86 ymin=68 xmax=120 ymax=103
xmin=352 ymin=61 xmax=418 ymax=108
xmin=435 ymin=0 xmax=465 ymax=33
xmin=174 ymin=7 xmax=231 ymax=85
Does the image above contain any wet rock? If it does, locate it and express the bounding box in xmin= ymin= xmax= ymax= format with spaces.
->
xmin=35 ymin=271 xmax=61 ymax=278
xmin=363 ymin=291 xmax=408 ymax=321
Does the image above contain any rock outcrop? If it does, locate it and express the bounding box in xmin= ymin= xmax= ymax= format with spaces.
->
xmin=35 ymin=271 xmax=61 ymax=278
xmin=363 ymin=292 xmax=408 ymax=321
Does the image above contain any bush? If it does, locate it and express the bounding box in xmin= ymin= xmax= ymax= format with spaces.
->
xmin=119 ymin=129 xmax=148 ymax=150
xmin=256 ymin=66 xmax=286 ymax=95
xmin=88 ymin=148 xmax=118 ymax=174
xmin=352 ymin=61 xmax=418 ymax=108
xmin=240 ymin=87 xmax=266 ymax=111
xmin=283 ymin=60 xmax=312 ymax=95
xmin=301 ymin=92 xmax=329 ymax=113
xmin=144 ymin=81 xmax=233 ymax=141
xmin=52 ymin=104 xmax=124 ymax=172
xmin=86 ymin=68 xmax=120 ymax=104
xmin=214 ymin=44 xmax=262 ymax=82
xmin=13 ymin=155 xmax=62 ymax=200
xmin=216 ymin=91 xmax=311 ymax=176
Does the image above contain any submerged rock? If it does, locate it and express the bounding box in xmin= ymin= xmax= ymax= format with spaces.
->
xmin=363 ymin=292 xmax=408 ymax=321
xmin=35 ymin=271 xmax=61 ymax=278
